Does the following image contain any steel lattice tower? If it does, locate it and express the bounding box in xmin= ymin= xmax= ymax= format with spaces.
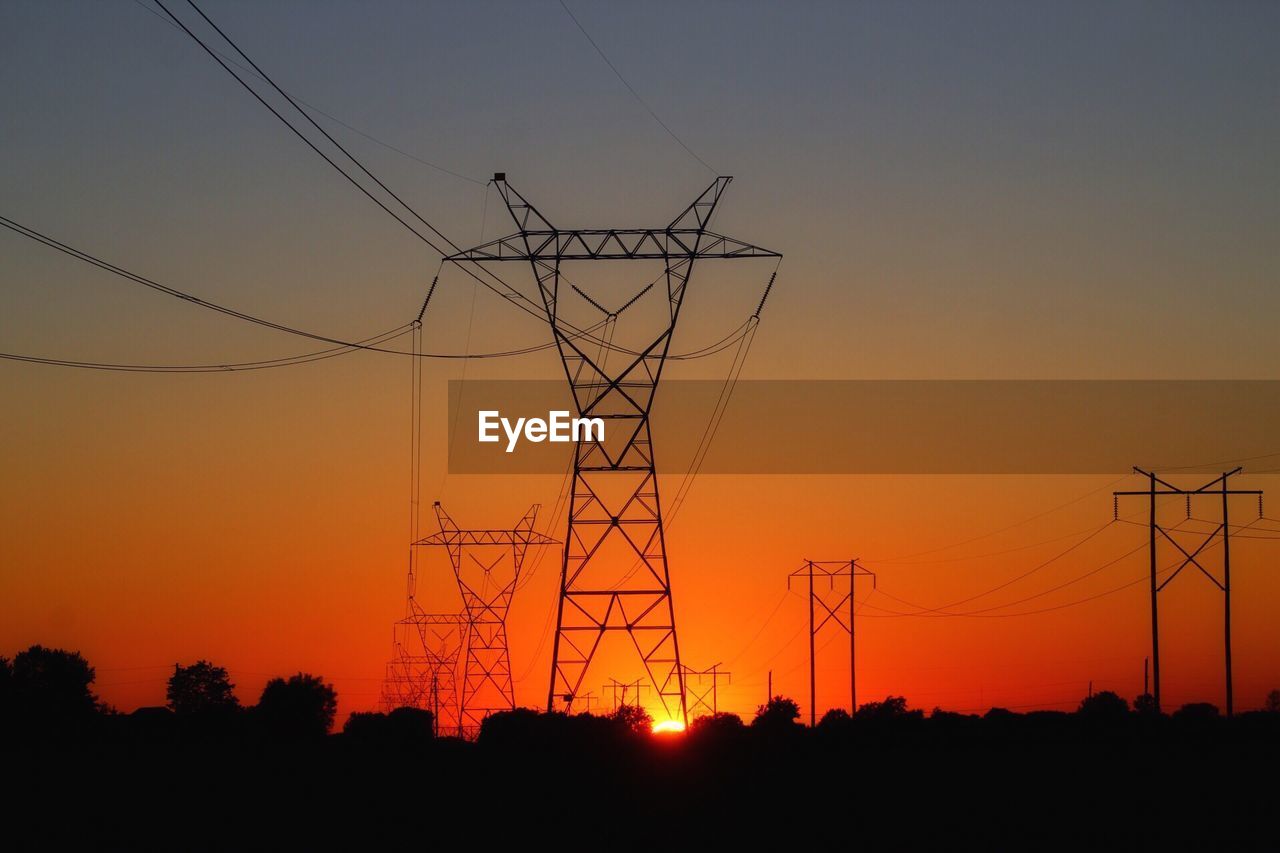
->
xmin=378 ymin=610 xmax=465 ymax=734
xmin=416 ymin=502 xmax=556 ymax=735
xmin=448 ymin=174 xmax=781 ymax=722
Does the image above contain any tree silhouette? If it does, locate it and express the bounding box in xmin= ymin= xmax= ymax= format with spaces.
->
xmin=689 ymin=711 xmax=744 ymax=735
xmin=1077 ymin=690 xmax=1129 ymax=719
xmin=0 ymin=656 xmax=11 ymax=713
xmin=1172 ymin=702 xmax=1219 ymax=722
xmin=1132 ymin=692 xmax=1159 ymax=715
xmin=1264 ymin=690 xmax=1280 ymax=714
xmin=10 ymin=645 xmax=98 ymax=722
xmin=818 ymin=707 xmax=852 ymax=729
xmin=255 ymin=673 xmax=337 ymax=738
xmin=752 ymin=695 xmax=800 ymax=729
xmin=167 ymin=660 xmax=239 ymax=715
xmin=610 ymin=703 xmax=653 ymax=734
xmin=856 ymin=695 xmax=920 ymax=721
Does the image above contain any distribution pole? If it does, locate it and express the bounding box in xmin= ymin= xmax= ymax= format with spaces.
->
xmin=788 ymin=559 xmax=876 ymax=725
xmin=1222 ymin=472 xmax=1233 ymax=717
xmin=1114 ymin=466 xmax=1262 ymax=717
xmin=1148 ymin=470 xmax=1160 ymax=712
xmin=808 ymin=565 xmax=816 ymax=727
xmin=680 ymin=663 xmax=732 ymax=720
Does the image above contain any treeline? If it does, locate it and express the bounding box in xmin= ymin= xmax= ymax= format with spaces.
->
xmin=4 ymin=643 xmax=1279 ymax=747
xmin=5 ymin=644 xmax=1280 ymax=845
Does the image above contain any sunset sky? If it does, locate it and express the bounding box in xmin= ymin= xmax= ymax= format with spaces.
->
xmin=2 ymin=1 xmax=1278 ymax=724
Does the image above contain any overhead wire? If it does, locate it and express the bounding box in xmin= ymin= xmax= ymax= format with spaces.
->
xmin=557 ymin=0 xmax=717 ymax=174
xmin=130 ymin=0 xmax=486 ymax=186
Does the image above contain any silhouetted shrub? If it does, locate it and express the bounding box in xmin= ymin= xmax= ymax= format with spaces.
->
xmin=254 ymin=673 xmax=337 ymax=739
xmin=478 ymin=707 xmax=558 ymax=747
xmin=818 ymin=707 xmax=852 ymax=731
xmin=610 ymin=703 xmax=653 ymax=734
xmin=690 ymin=711 xmax=745 ymax=737
xmin=1173 ymin=702 xmax=1220 ymax=723
xmin=10 ymin=645 xmax=98 ymax=725
xmin=167 ymin=660 xmax=239 ymax=716
xmin=1077 ymin=690 xmax=1129 ymax=720
xmin=855 ymin=695 xmax=922 ymax=722
xmin=346 ymin=706 xmax=436 ymax=745
xmin=752 ymin=695 xmax=801 ymax=730
xmin=1133 ymin=692 xmax=1159 ymax=716
xmin=0 ymin=656 xmax=11 ymax=715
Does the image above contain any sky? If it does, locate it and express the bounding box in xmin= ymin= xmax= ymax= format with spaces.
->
xmin=1 ymin=0 xmax=1278 ymax=724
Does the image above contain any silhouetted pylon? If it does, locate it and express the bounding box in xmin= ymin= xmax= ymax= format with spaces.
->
xmin=416 ymin=502 xmax=557 ymax=736
xmin=446 ymin=174 xmax=781 ymax=724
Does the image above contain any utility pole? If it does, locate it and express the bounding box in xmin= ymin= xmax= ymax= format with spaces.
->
xmin=603 ymin=678 xmax=649 ymax=712
xmin=787 ymin=559 xmax=876 ymax=726
xmin=448 ymin=175 xmax=781 ymax=726
xmin=1114 ymin=466 xmax=1262 ymax=716
xmin=681 ymin=663 xmax=732 ymax=720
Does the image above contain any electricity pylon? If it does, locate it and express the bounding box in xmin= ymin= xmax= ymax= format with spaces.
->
xmin=788 ymin=559 xmax=876 ymax=726
xmin=680 ymin=663 xmax=731 ymax=720
xmin=378 ymin=611 xmax=465 ymax=736
xmin=416 ymin=502 xmax=557 ymax=735
xmin=1113 ymin=467 xmax=1263 ymax=716
xmin=448 ymin=174 xmax=781 ymax=724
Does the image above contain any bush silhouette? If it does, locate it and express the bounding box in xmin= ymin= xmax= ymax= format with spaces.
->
xmin=0 ymin=656 xmax=11 ymax=714
xmin=345 ymin=707 xmax=435 ymax=744
xmin=10 ymin=645 xmax=98 ymax=724
xmin=818 ymin=707 xmax=852 ymax=730
xmin=690 ymin=711 xmax=745 ymax=737
xmin=167 ymin=660 xmax=239 ymax=716
xmin=1132 ymin=692 xmax=1159 ymax=716
xmin=856 ymin=695 xmax=920 ymax=721
xmin=611 ymin=703 xmax=653 ymax=734
xmin=752 ymin=695 xmax=801 ymax=729
xmin=1077 ymin=690 xmax=1129 ymax=719
xmin=1173 ymin=702 xmax=1220 ymax=723
xmin=255 ymin=673 xmax=337 ymax=738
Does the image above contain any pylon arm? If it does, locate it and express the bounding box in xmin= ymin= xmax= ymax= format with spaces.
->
xmin=415 ymin=530 xmax=559 ymax=546
xmin=445 ymin=229 xmax=780 ymax=262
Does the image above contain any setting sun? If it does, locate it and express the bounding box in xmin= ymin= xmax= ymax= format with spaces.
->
xmin=651 ymin=719 xmax=687 ymax=735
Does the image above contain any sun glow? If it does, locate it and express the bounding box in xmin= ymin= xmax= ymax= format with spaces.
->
xmin=651 ymin=719 xmax=687 ymax=735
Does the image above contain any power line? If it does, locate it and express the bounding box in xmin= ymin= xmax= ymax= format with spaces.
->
xmin=0 ymin=327 xmax=411 ymax=374
xmin=152 ymin=0 xmax=551 ymax=328
xmin=131 ymin=0 xmax=487 ymax=186
xmin=557 ymin=0 xmax=717 ymax=174
xmin=0 ymin=214 xmax=568 ymax=362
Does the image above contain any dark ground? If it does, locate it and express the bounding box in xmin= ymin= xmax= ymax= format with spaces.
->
xmin=5 ymin=707 xmax=1277 ymax=849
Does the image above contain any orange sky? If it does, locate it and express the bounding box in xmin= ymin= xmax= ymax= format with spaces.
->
xmin=2 ymin=2 xmax=1278 ymax=726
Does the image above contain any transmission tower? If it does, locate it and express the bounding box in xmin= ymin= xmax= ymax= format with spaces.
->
xmin=416 ymin=502 xmax=557 ymax=736
xmin=788 ymin=559 xmax=876 ymax=726
xmin=680 ymin=663 xmax=731 ymax=720
xmin=378 ymin=611 xmax=465 ymax=736
xmin=1113 ymin=466 xmax=1263 ymax=716
xmin=447 ymin=174 xmax=781 ymax=724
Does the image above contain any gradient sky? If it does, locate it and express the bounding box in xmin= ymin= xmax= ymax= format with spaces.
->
xmin=2 ymin=0 xmax=1278 ymax=723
